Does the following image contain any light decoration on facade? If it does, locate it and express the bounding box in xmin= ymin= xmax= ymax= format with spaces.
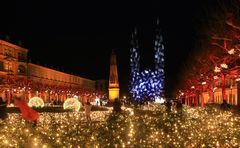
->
xmin=28 ymin=97 xmax=44 ymax=108
xmin=214 ymin=66 xmax=221 ymax=72
xmin=220 ymin=63 xmax=228 ymax=69
xmin=235 ymin=78 xmax=240 ymax=81
xmin=213 ymin=76 xmax=219 ymax=79
xmin=191 ymin=86 xmax=195 ymax=89
xmin=228 ymin=48 xmax=235 ymax=55
xmin=63 ymin=98 xmax=82 ymax=111
xmin=201 ymin=82 xmax=206 ymax=85
xmin=130 ymin=20 xmax=164 ymax=101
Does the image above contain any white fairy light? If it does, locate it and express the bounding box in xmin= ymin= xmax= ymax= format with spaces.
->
xmin=220 ymin=63 xmax=228 ymax=69
xmin=235 ymin=78 xmax=240 ymax=81
xmin=214 ymin=66 xmax=221 ymax=72
xmin=228 ymin=48 xmax=235 ymax=55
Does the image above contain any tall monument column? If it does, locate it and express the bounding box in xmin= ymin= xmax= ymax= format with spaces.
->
xmin=108 ymin=50 xmax=120 ymax=102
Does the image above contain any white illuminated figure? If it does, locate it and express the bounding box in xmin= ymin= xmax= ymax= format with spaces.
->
xmin=154 ymin=97 xmax=165 ymax=104
xmin=63 ymin=98 xmax=82 ymax=111
xmin=28 ymin=97 xmax=44 ymax=108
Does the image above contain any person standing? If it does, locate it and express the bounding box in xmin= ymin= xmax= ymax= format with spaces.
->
xmin=176 ymin=100 xmax=183 ymax=114
xmin=165 ymin=100 xmax=172 ymax=113
xmin=220 ymin=100 xmax=230 ymax=111
xmin=85 ymin=101 xmax=92 ymax=124
xmin=14 ymin=93 xmax=39 ymax=127
xmin=0 ymin=97 xmax=7 ymax=120
xmin=113 ymin=98 xmax=122 ymax=113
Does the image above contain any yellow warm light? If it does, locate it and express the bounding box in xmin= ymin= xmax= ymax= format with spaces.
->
xmin=109 ymin=88 xmax=119 ymax=102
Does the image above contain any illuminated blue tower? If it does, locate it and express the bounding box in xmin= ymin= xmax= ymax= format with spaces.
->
xmin=154 ymin=19 xmax=165 ymax=98
xmin=129 ymin=20 xmax=165 ymax=101
xmin=129 ymin=28 xmax=141 ymax=100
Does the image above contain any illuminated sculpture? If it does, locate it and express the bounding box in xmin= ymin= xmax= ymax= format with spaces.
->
xmin=130 ymin=20 xmax=165 ymax=101
xmin=63 ymin=98 xmax=82 ymax=111
xmin=28 ymin=97 xmax=44 ymax=108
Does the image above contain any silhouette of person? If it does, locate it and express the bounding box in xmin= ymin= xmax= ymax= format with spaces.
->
xmin=220 ymin=100 xmax=230 ymax=111
xmin=0 ymin=97 xmax=7 ymax=120
xmin=113 ymin=98 xmax=122 ymax=113
xmin=96 ymin=100 xmax=99 ymax=106
xmin=165 ymin=100 xmax=172 ymax=112
xmin=176 ymin=100 xmax=183 ymax=113
xmin=85 ymin=101 xmax=92 ymax=124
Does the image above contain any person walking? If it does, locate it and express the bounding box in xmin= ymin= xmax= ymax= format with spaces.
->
xmin=85 ymin=100 xmax=92 ymax=124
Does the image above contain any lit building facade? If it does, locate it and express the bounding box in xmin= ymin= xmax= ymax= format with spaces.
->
xmin=0 ymin=40 xmax=106 ymax=105
xmin=201 ymin=77 xmax=239 ymax=106
xmin=179 ymin=75 xmax=240 ymax=106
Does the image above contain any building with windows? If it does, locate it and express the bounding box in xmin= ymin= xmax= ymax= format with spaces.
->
xmin=0 ymin=40 xmax=107 ymax=105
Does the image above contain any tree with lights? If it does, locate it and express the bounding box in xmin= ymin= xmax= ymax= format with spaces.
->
xmin=177 ymin=0 xmax=240 ymax=107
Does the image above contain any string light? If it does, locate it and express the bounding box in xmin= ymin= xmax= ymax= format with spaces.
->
xmin=220 ymin=63 xmax=228 ymax=69
xmin=214 ymin=66 xmax=221 ymax=73
xmin=0 ymin=105 xmax=240 ymax=147
xmin=228 ymin=48 xmax=235 ymax=55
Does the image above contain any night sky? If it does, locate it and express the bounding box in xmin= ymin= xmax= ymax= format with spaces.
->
xmin=0 ymin=1 xmax=218 ymax=98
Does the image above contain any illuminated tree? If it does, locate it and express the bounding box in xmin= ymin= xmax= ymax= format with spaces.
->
xmin=177 ymin=0 xmax=240 ymax=106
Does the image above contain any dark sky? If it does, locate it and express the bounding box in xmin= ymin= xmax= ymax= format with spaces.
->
xmin=0 ymin=0 xmax=215 ymax=98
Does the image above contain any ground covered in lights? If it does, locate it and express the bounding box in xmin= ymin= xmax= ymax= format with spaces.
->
xmin=1 ymin=105 xmax=240 ymax=147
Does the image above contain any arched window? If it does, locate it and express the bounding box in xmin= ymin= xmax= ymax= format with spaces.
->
xmin=18 ymin=65 xmax=26 ymax=75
